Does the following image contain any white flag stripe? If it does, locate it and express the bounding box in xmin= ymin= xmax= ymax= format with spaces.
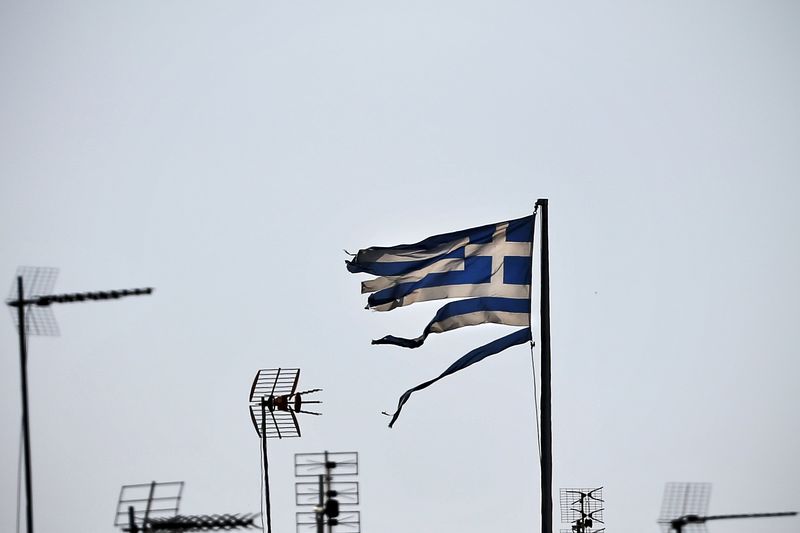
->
xmin=371 ymin=283 xmax=530 ymax=312
xmin=361 ymin=257 xmax=466 ymax=293
xmin=428 ymin=310 xmax=529 ymax=334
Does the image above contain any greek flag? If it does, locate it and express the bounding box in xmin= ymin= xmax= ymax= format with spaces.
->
xmin=346 ymin=214 xmax=535 ymax=427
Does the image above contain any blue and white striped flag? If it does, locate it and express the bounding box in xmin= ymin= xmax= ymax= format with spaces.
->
xmin=346 ymin=214 xmax=535 ymax=426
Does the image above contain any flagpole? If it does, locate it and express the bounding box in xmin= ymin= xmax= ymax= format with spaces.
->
xmin=535 ymin=198 xmax=553 ymax=533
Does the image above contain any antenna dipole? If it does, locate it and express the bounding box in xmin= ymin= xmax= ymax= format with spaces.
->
xmin=6 ymin=266 xmax=154 ymax=533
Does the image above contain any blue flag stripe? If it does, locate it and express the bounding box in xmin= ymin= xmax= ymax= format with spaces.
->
xmin=430 ymin=296 xmax=530 ymax=322
xmin=367 ymin=255 xmax=531 ymax=308
xmin=386 ymin=327 xmax=532 ymax=427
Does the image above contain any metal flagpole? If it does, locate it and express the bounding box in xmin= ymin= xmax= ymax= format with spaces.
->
xmin=16 ymin=277 xmax=34 ymax=533
xmin=535 ymin=198 xmax=553 ymax=533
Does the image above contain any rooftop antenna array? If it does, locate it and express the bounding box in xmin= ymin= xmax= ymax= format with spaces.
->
xmin=657 ymin=482 xmax=797 ymax=533
xmin=6 ymin=266 xmax=153 ymax=533
xmin=295 ymin=451 xmax=360 ymax=533
xmin=114 ymin=481 xmax=259 ymax=532
xmin=249 ymin=368 xmax=322 ymax=533
xmin=559 ymin=487 xmax=605 ymax=533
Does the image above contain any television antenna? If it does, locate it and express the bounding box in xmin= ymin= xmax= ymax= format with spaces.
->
xmin=559 ymin=487 xmax=604 ymax=533
xmin=114 ymin=480 xmax=259 ymax=532
xmin=295 ymin=451 xmax=360 ymax=533
xmin=6 ymin=266 xmax=153 ymax=533
xmin=249 ymin=368 xmax=322 ymax=533
xmin=657 ymin=482 xmax=797 ymax=532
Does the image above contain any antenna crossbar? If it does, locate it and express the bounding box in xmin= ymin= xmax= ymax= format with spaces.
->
xmin=7 ymin=287 xmax=153 ymax=307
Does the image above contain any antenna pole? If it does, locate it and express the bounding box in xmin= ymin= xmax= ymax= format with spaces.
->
xmin=127 ymin=506 xmax=138 ymax=533
xmin=325 ymin=451 xmax=332 ymax=533
xmin=142 ymin=481 xmax=156 ymax=529
xmin=316 ymin=475 xmax=324 ymax=533
xmin=17 ymin=276 xmax=34 ymax=533
xmin=536 ymin=199 xmax=553 ymax=533
xmin=260 ymin=399 xmax=272 ymax=533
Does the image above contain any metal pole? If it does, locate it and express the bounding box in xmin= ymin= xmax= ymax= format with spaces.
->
xmin=128 ymin=505 xmax=139 ymax=533
xmin=536 ymin=199 xmax=553 ymax=533
xmin=261 ymin=399 xmax=272 ymax=533
xmin=325 ymin=451 xmax=332 ymax=533
xmin=578 ymin=493 xmax=586 ymax=533
xmin=142 ymin=480 xmax=156 ymax=529
xmin=316 ymin=474 xmax=324 ymax=533
xmin=17 ymin=277 xmax=34 ymax=533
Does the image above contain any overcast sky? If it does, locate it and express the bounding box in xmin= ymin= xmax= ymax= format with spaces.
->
xmin=1 ymin=2 xmax=799 ymax=533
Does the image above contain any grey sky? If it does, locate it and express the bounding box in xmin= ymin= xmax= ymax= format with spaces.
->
xmin=1 ymin=2 xmax=799 ymax=533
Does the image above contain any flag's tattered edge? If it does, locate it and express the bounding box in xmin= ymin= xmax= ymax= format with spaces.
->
xmin=385 ymin=327 xmax=532 ymax=427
